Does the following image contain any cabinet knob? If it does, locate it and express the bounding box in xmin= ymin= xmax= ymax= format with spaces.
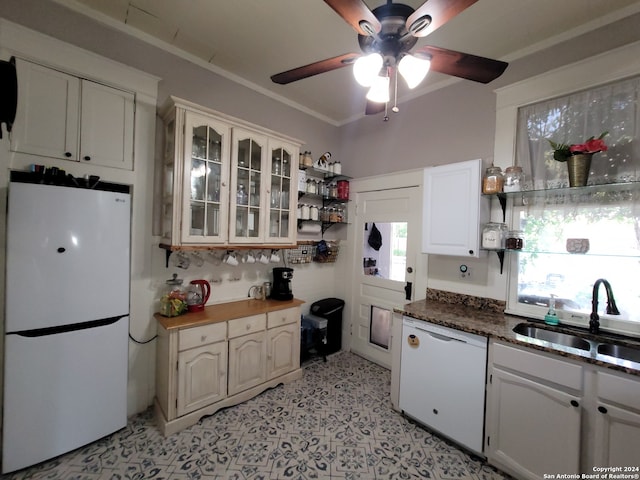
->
xmin=201 ymin=335 xmax=207 ymax=342
xmin=570 ymin=400 xmax=579 ymax=407
xmin=468 ymin=250 xmax=474 ymax=255
xmin=64 ymin=152 xmax=72 ymax=158
xmin=221 ymin=182 xmax=227 ymax=187
xmin=598 ymin=406 xmax=608 ymax=414
xmin=83 ymin=155 xmax=91 ymax=161
xmin=246 ymin=324 xmax=251 ymax=330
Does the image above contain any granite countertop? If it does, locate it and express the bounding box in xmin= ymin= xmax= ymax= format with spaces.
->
xmin=397 ymin=291 xmax=640 ymax=377
xmin=155 ymin=298 xmax=305 ymax=330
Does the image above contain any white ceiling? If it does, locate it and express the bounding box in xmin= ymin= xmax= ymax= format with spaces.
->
xmin=57 ymin=0 xmax=640 ymax=125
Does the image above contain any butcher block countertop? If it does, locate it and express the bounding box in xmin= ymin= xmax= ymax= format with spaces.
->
xmin=155 ymin=298 xmax=305 ymax=330
xmin=397 ymin=290 xmax=640 ymax=376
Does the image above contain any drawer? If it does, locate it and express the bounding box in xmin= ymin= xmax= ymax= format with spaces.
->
xmin=267 ymin=307 xmax=299 ymax=329
xmin=492 ymin=341 xmax=583 ymax=391
xmin=228 ymin=313 xmax=266 ymax=338
xmin=179 ymin=322 xmax=226 ymax=351
xmin=597 ymin=370 xmax=640 ymax=408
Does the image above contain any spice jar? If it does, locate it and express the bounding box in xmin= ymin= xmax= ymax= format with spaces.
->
xmin=482 ymin=166 xmax=504 ymax=194
xmin=300 ymin=204 xmax=310 ymax=220
xmin=306 ymin=179 xmax=317 ymax=194
xmin=302 ymin=151 xmax=313 ymax=167
xmin=482 ymin=222 xmax=507 ymax=249
xmin=504 ymin=166 xmax=524 ymax=192
xmin=505 ymin=230 xmax=524 ymax=250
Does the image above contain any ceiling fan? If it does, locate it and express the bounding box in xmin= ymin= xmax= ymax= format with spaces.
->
xmin=271 ymin=0 xmax=508 ymax=119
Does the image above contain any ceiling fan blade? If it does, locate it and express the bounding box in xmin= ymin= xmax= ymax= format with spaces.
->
xmin=324 ymin=0 xmax=381 ymax=36
xmin=415 ymin=45 xmax=508 ymax=84
xmin=271 ymin=53 xmax=360 ymax=85
xmin=365 ymin=101 xmax=385 ymax=115
xmin=406 ymin=0 xmax=478 ymax=38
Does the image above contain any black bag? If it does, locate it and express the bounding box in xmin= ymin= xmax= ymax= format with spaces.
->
xmin=0 ymin=57 xmax=17 ymax=139
xmin=368 ymin=223 xmax=382 ymax=251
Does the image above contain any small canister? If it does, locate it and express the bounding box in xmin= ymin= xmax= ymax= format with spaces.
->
xmin=482 ymin=222 xmax=507 ymax=249
xmin=504 ymin=166 xmax=524 ymax=192
xmin=306 ymin=179 xmax=317 ymax=194
xmin=337 ymin=180 xmax=350 ymax=200
xmin=332 ymin=160 xmax=342 ymax=175
xmin=505 ymin=230 xmax=524 ymax=250
xmin=310 ymin=205 xmax=319 ymax=221
xmin=300 ymin=204 xmax=310 ymax=220
xmin=303 ymin=151 xmax=313 ymax=167
xmin=482 ymin=166 xmax=504 ymax=194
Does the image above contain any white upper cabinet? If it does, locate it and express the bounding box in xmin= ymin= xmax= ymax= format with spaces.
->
xmin=160 ymin=97 xmax=300 ymax=247
xmin=265 ymin=139 xmax=297 ymax=244
xmin=11 ymin=59 xmax=135 ymax=170
xmin=422 ymin=158 xmax=488 ymax=257
xmin=229 ymin=128 xmax=268 ymax=244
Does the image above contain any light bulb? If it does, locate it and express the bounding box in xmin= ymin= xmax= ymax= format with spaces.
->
xmin=398 ymin=54 xmax=431 ymax=89
xmin=366 ymin=75 xmax=390 ymax=103
xmin=353 ymin=53 xmax=383 ymax=87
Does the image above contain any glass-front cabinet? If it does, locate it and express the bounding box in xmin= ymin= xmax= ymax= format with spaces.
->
xmin=229 ymin=128 xmax=267 ymax=243
xmin=160 ymin=97 xmax=300 ymax=247
xmin=182 ymin=112 xmax=230 ymax=243
xmin=266 ymin=140 xmax=296 ymax=243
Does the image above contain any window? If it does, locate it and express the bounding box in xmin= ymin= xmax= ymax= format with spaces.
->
xmin=507 ymin=74 xmax=640 ymax=337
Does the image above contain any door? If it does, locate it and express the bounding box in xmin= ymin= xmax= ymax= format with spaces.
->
xmin=80 ymin=80 xmax=134 ymax=169
xmin=11 ymin=58 xmax=80 ymax=160
xmin=593 ymin=402 xmax=640 ymax=467
xmin=228 ymin=331 xmax=267 ymax=395
xmin=177 ymin=341 xmax=227 ymax=416
xmin=351 ymin=186 xmax=421 ymax=368
xmin=181 ymin=111 xmax=231 ymax=244
xmin=265 ymin=139 xmax=298 ymax=244
xmin=267 ymin=323 xmax=299 ymax=379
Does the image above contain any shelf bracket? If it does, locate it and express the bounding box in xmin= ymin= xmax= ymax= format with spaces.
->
xmin=497 ymin=194 xmax=506 ymax=222
xmin=496 ymin=250 xmax=505 ymax=274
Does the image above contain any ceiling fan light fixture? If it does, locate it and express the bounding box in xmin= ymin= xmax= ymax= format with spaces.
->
xmin=353 ymin=53 xmax=383 ymax=87
xmin=366 ymin=75 xmax=390 ymax=103
xmin=398 ymin=54 xmax=431 ymax=89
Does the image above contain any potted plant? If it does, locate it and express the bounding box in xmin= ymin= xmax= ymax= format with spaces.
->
xmin=548 ymin=132 xmax=608 ymax=186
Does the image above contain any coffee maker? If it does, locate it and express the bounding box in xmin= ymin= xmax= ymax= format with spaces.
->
xmin=271 ymin=267 xmax=293 ymax=300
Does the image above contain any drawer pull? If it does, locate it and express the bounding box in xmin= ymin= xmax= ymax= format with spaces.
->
xmin=246 ymin=324 xmax=251 ymax=330
xmin=570 ymin=400 xmax=579 ymax=407
xmin=201 ymin=335 xmax=207 ymax=342
xmin=598 ymin=406 xmax=608 ymax=414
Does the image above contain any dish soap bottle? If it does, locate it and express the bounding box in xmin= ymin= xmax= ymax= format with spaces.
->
xmin=544 ymin=297 xmax=559 ymax=325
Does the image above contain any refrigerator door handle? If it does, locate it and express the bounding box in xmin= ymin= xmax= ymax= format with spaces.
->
xmin=8 ymin=315 xmax=128 ymax=338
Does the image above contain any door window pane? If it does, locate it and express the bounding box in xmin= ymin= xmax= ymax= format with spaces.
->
xmin=363 ymin=222 xmax=407 ymax=281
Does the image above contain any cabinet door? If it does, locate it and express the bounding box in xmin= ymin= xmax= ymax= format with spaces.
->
xmin=267 ymin=323 xmax=299 ymax=379
xmin=11 ymin=59 xmax=80 ymax=160
xmin=79 ymin=80 xmax=134 ymax=170
xmin=228 ymin=331 xmax=267 ymax=395
xmin=593 ymin=402 xmax=640 ymax=467
xmin=486 ymin=367 xmax=582 ymax=480
xmin=265 ymin=139 xmax=298 ymax=244
xmin=181 ymin=112 xmax=231 ymax=244
xmin=422 ymin=158 xmax=488 ymax=256
xmin=177 ymin=341 xmax=227 ymax=416
xmin=229 ymin=127 xmax=268 ymax=243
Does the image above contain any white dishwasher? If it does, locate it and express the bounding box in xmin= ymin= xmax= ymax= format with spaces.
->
xmin=399 ymin=316 xmax=488 ymax=455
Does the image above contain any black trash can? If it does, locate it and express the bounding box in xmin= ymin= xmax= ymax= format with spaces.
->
xmin=310 ymin=298 xmax=345 ymax=355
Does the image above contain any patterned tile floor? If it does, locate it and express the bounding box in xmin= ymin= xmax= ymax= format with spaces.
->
xmin=2 ymin=352 xmax=509 ymax=480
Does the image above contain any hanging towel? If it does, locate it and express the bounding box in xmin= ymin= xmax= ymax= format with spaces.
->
xmin=368 ymin=223 xmax=382 ymax=251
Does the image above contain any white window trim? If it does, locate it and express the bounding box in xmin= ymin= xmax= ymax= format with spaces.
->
xmin=493 ymin=40 xmax=640 ymax=337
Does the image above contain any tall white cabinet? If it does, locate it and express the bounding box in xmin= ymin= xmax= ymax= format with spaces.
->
xmin=160 ymin=97 xmax=300 ymax=247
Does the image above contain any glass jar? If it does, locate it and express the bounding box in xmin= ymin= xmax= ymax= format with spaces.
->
xmin=482 ymin=222 xmax=507 ymax=249
xmin=329 ymin=182 xmax=338 ymax=199
xmin=329 ymin=207 xmax=339 ymax=223
xmin=310 ymin=205 xmax=319 ymax=221
xmin=306 ymin=179 xmax=317 ymax=194
xmin=300 ymin=204 xmax=310 ymax=220
xmin=320 ymin=206 xmax=329 ymax=222
xmin=482 ymin=166 xmax=504 ymax=194
xmin=505 ymin=230 xmax=524 ymax=250
xmin=160 ymin=273 xmax=188 ymax=317
xmin=504 ymin=166 xmax=524 ymax=192
xmin=302 ymin=151 xmax=313 ymax=167
xmin=332 ymin=161 xmax=342 ymax=175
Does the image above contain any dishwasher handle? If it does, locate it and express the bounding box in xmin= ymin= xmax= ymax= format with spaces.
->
xmin=425 ymin=330 xmax=466 ymax=343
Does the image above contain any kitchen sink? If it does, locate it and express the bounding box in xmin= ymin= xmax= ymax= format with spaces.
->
xmin=597 ymin=343 xmax=640 ymax=363
xmin=512 ymin=323 xmax=591 ymax=351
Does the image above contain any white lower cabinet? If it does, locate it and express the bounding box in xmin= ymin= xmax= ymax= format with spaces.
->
xmin=155 ymin=302 xmax=302 ymax=435
xmin=591 ymin=370 xmax=640 ymax=468
xmin=486 ymin=341 xmax=582 ymax=480
xmin=487 ymin=340 xmax=640 ymax=478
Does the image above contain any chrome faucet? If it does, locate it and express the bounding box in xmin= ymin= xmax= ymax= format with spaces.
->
xmin=590 ymin=278 xmax=620 ymax=334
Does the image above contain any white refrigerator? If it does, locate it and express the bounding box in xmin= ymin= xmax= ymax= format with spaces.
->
xmin=2 ymin=176 xmax=131 ymax=473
